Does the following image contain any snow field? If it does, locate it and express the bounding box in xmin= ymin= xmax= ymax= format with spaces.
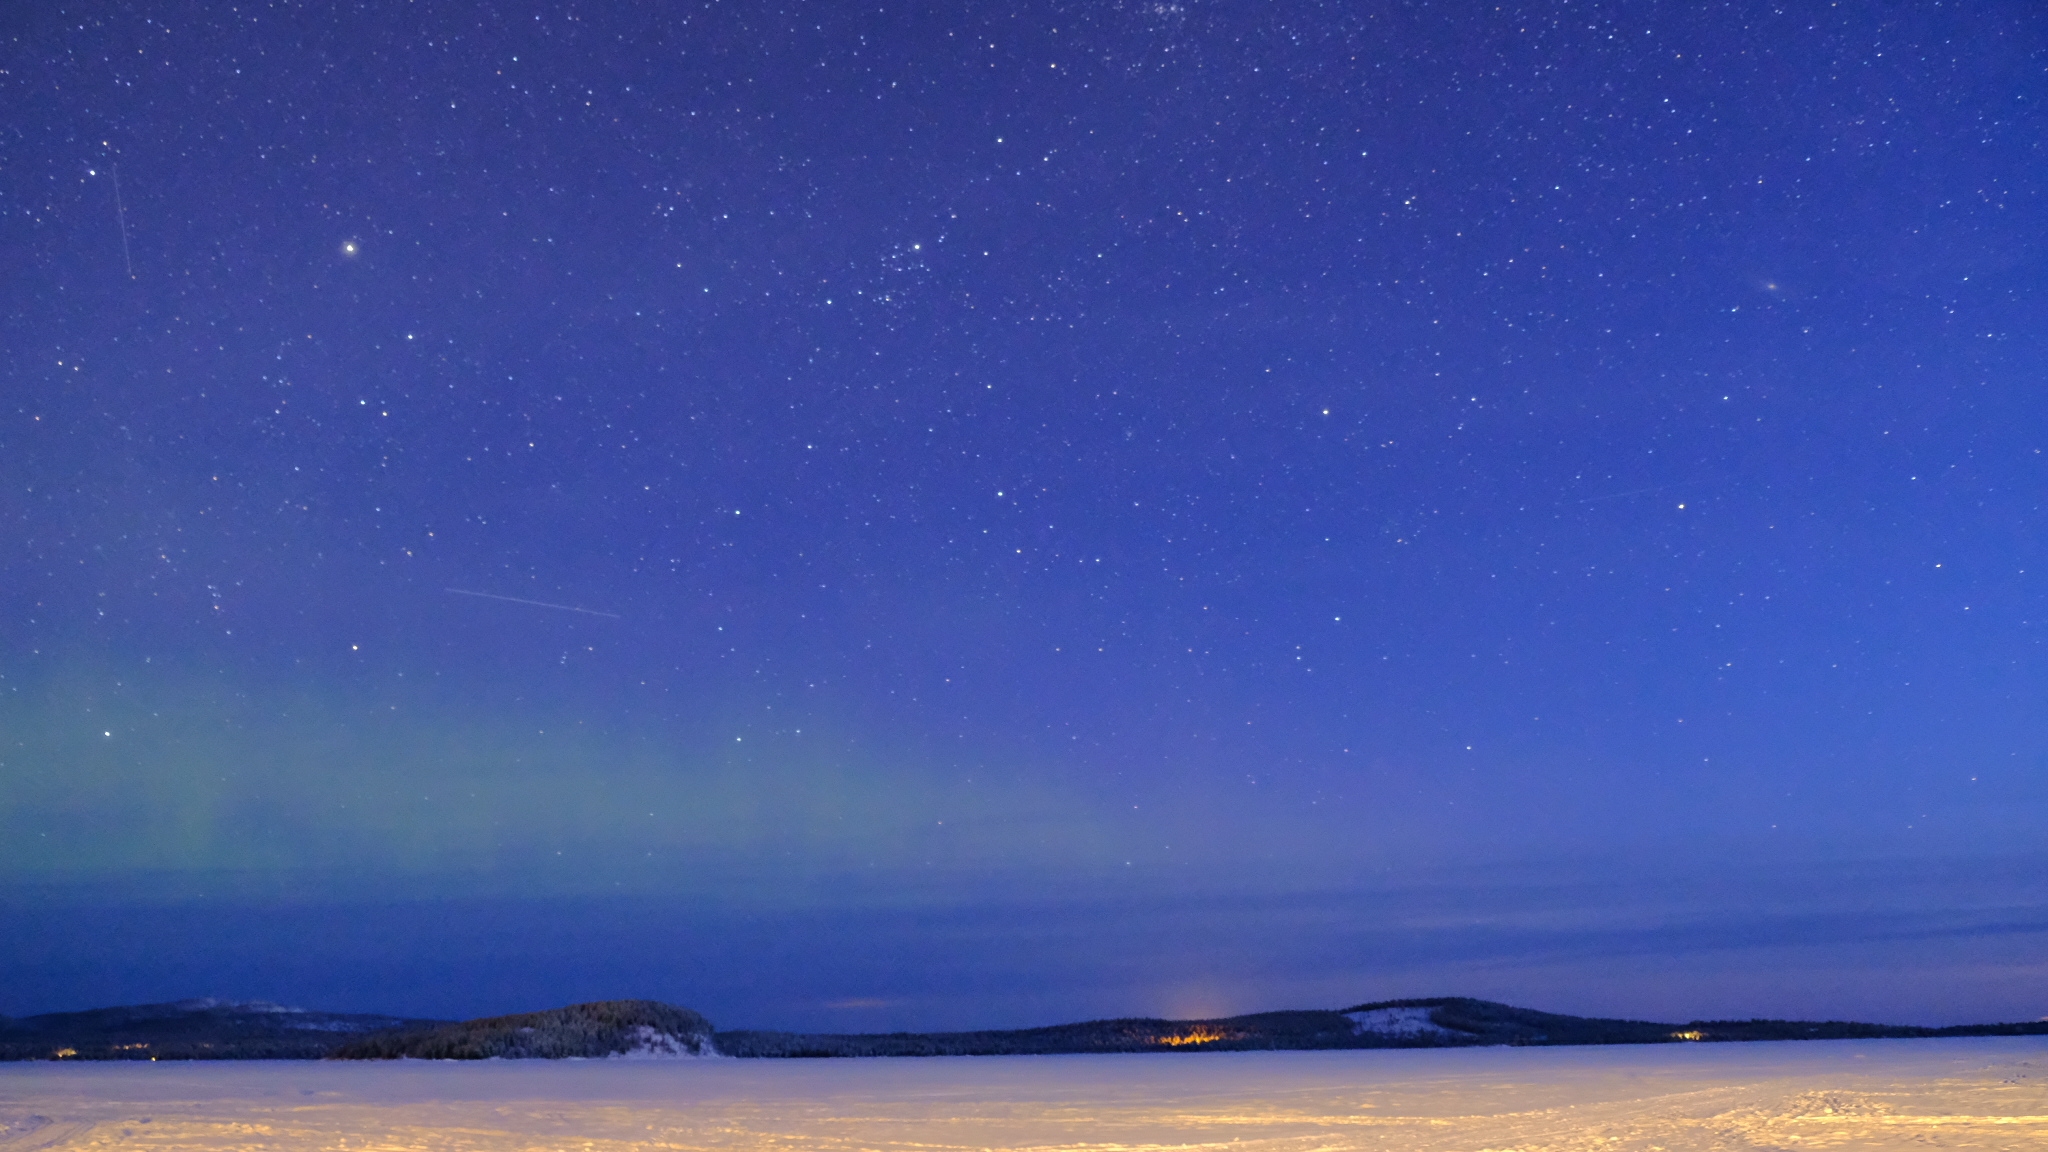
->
xmin=0 ymin=1035 xmax=2042 ymax=1150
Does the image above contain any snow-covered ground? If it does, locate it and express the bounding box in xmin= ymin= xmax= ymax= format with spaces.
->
xmin=1 ymin=1036 xmax=2041 ymax=1150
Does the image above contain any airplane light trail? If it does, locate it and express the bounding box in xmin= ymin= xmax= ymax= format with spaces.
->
xmin=445 ymin=588 xmax=621 ymax=618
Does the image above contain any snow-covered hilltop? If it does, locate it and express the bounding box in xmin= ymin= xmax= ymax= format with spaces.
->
xmin=330 ymin=1000 xmax=716 ymax=1060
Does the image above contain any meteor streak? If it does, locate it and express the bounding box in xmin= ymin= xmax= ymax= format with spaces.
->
xmin=1576 ymin=486 xmax=1667 ymax=504
xmin=445 ymin=588 xmax=621 ymax=618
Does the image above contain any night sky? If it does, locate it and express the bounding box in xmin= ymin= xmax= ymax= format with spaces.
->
xmin=5 ymin=1 xmax=2045 ymax=1031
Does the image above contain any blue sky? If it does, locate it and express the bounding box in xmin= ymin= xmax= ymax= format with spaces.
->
xmin=4 ymin=0 xmax=2045 ymax=1028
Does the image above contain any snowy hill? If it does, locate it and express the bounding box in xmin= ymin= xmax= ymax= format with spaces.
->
xmin=329 ymin=1000 xmax=716 ymax=1060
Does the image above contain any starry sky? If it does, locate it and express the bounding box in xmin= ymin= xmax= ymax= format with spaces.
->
xmin=4 ymin=1 xmax=2046 ymax=1030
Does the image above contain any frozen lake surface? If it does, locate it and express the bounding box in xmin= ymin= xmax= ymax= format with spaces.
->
xmin=1 ymin=1036 xmax=2042 ymax=1150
